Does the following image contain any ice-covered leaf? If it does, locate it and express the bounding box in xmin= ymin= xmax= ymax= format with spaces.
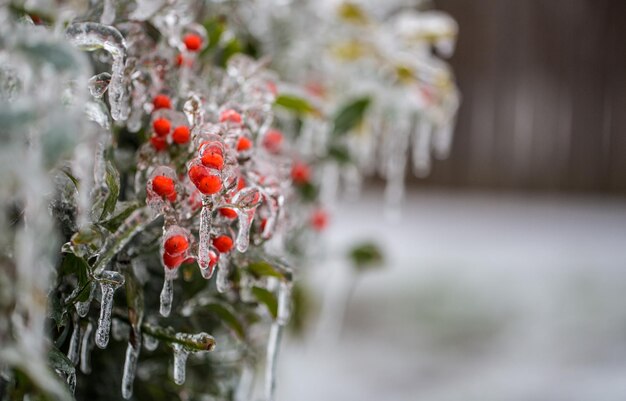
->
xmin=274 ymin=95 xmax=317 ymax=115
xmin=99 ymin=161 xmax=120 ymax=220
xmin=203 ymin=302 xmax=245 ymax=340
xmin=332 ymin=97 xmax=370 ymax=137
xmin=349 ymin=242 xmax=384 ymax=271
xmin=48 ymin=345 xmax=75 ymax=376
xmin=99 ymin=201 xmax=142 ymax=232
xmin=251 ymin=286 xmax=278 ymax=319
xmin=247 ymin=261 xmax=285 ymax=281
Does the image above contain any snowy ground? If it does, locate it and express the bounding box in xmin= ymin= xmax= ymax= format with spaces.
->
xmin=277 ymin=188 xmax=626 ymax=401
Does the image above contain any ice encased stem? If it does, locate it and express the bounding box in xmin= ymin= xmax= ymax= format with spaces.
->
xmin=197 ymin=198 xmax=213 ymax=275
xmin=80 ymin=321 xmax=94 ymax=374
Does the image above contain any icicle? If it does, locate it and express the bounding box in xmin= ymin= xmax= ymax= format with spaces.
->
xmin=264 ymin=323 xmax=283 ymax=401
xmin=121 ymin=339 xmax=141 ymax=399
xmin=183 ymin=93 xmax=204 ymax=126
xmin=412 ymin=116 xmax=433 ymax=177
xmin=171 ymin=344 xmax=189 ymax=385
xmin=197 ymin=197 xmax=213 ymax=274
xmin=159 ymin=269 xmax=175 ymax=317
xmin=215 ymin=253 xmax=230 ymax=293
xmin=88 ymin=72 xmax=111 ymax=98
xmin=101 ymin=0 xmax=116 ymax=25
xmin=65 ymin=22 xmax=129 ymax=121
xmin=84 ymin=100 xmax=111 ymax=130
xmin=80 ymin=321 xmax=94 ymax=374
xmin=67 ymin=319 xmax=82 ymax=366
xmin=276 ymin=281 xmax=292 ymax=326
xmin=143 ymin=333 xmax=159 ymax=351
xmin=95 ymin=270 xmax=125 ymax=349
xmin=75 ymin=282 xmax=95 ymax=317
xmin=232 ymin=188 xmax=262 ymax=253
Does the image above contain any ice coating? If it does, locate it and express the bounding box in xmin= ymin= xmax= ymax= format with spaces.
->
xmin=67 ymin=319 xmax=82 ymax=366
xmin=171 ymin=344 xmax=189 ymax=385
xmin=121 ymin=340 xmax=140 ymax=399
xmin=146 ymin=166 xmax=178 ymax=214
xmin=215 ymin=253 xmax=230 ymax=293
xmin=264 ymin=323 xmax=283 ymax=401
xmin=197 ymin=198 xmax=213 ymax=274
xmin=232 ymin=187 xmax=262 ymax=252
xmin=276 ymin=281 xmax=292 ymax=326
xmin=95 ymin=270 xmax=125 ymax=349
xmin=159 ymin=269 xmax=176 ymax=317
xmin=75 ymin=282 xmax=95 ymax=317
xmin=101 ymin=0 xmax=116 ymax=25
xmin=143 ymin=333 xmax=159 ymax=351
xmin=80 ymin=322 xmax=94 ymax=374
xmin=88 ymin=72 xmax=112 ymax=98
xmin=65 ymin=22 xmax=129 ymax=121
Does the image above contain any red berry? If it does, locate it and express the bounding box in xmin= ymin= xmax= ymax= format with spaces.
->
xmin=219 ymin=208 xmax=238 ymax=219
xmin=237 ymin=176 xmax=246 ymax=191
xmin=153 ymin=94 xmax=171 ymax=110
xmin=291 ymin=162 xmax=310 ymax=184
xmin=198 ymin=175 xmax=222 ymax=195
xmin=311 ymin=209 xmax=328 ymax=231
xmin=209 ymin=251 xmax=219 ymax=268
xmin=213 ymin=235 xmax=233 ymax=253
xmin=219 ymin=109 xmax=242 ymax=124
xmin=150 ymin=135 xmax=167 ymax=151
xmin=164 ymin=235 xmax=189 ymax=256
xmin=172 ymin=126 xmax=190 ymax=144
xmin=263 ymin=129 xmax=283 ymax=153
xmin=152 ymin=175 xmax=176 ymax=197
xmin=163 ymin=252 xmax=184 ymax=269
xmin=188 ymin=165 xmax=207 ymax=185
xmin=267 ymin=81 xmax=278 ymax=96
xmin=201 ymin=151 xmax=224 ymax=170
xmin=183 ymin=33 xmax=203 ymax=51
xmin=236 ymin=136 xmax=252 ymax=152
xmin=153 ymin=118 xmax=171 ymax=137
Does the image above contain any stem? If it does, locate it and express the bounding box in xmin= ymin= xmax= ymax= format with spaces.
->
xmin=142 ymin=323 xmax=216 ymax=352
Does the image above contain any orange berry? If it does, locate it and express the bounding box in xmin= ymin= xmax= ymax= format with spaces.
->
xmin=163 ymin=252 xmax=184 ymax=269
xmin=201 ymin=151 xmax=224 ymax=170
xmin=153 ymin=94 xmax=171 ymax=110
xmin=183 ymin=33 xmax=202 ymax=51
xmin=152 ymin=175 xmax=176 ymax=197
xmin=153 ymin=117 xmax=171 ymax=137
xmin=219 ymin=109 xmax=242 ymax=124
xmin=219 ymin=208 xmax=238 ymax=219
xmin=150 ymin=135 xmax=167 ymax=151
xmin=188 ymin=165 xmax=207 ymax=186
xmin=213 ymin=235 xmax=233 ymax=253
xmin=263 ymin=129 xmax=283 ymax=153
xmin=291 ymin=162 xmax=310 ymax=184
xmin=236 ymin=136 xmax=252 ymax=152
xmin=172 ymin=126 xmax=190 ymax=144
xmin=311 ymin=209 xmax=328 ymax=231
xmin=198 ymin=175 xmax=222 ymax=195
xmin=164 ymin=235 xmax=189 ymax=256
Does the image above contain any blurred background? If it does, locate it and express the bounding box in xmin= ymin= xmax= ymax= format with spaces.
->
xmin=278 ymin=1 xmax=626 ymax=400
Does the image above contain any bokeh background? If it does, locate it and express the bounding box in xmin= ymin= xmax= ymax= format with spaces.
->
xmin=277 ymin=1 xmax=626 ymax=400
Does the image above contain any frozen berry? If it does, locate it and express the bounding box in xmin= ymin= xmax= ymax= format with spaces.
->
xmin=291 ymin=162 xmax=310 ymax=184
xmin=172 ymin=126 xmax=190 ymax=144
xmin=236 ymin=136 xmax=252 ymax=152
xmin=163 ymin=252 xmax=184 ymax=269
xmin=311 ymin=209 xmax=328 ymax=231
xmin=219 ymin=208 xmax=238 ymax=219
xmin=213 ymin=235 xmax=233 ymax=253
xmin=150 ymin=135 xmax=167 ymax=151
xmin=152 ymin=175 xmax=176 ymax=198
xmin=209 ymin=250 xmax=219 ymax=268
xmin=263 ymin=129 xmax=283 ymax=153
xmin=164 ymin=235 xmax=189 ymax=256
xmin=153 ymin=94 xmax=171 ymax=110
xmin=198 ymin=175 xmax=222 ymax=195
xmin=201 ymin=150 xmax=224 ymax=170
xmin=153 ymin=117 xmax=171 ymax=137
xmin=188 ymin=165 xmax=207 ymax=186
xmin=183 ymin=33 xmax=202 ymax=52
xmin=219 ymin=109 xmax=242 ymax=124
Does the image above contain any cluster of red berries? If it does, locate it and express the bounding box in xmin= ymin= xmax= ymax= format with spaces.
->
xmin=149 ymin=94 xmax=191 ymax=151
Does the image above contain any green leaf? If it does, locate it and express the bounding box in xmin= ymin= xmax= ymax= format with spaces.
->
xmin=247 ymin=261 xmax=285 ymax=281
xmin=99 ymin=201 xmax=142 ymax=232
xmin=332 ymin=97 xmax=370 ymax=137
xmin=48 ymin=290 xmax=66 ymax=328
xmin=124 ymin=261 xmax=144 ymax=346
xmin=251 ymin=287 xmax=278 ymax=319
xmin=204 ymin=302 xmax=245 ymax=340
xmin=349 ymin=242 xmax=384 ymax=271
xmin=327 ymin=144 xmax=352 ymax=164
xmin=274 ymin=95 xmax=317 ymax=115
xmin=99 ymin=161 xmax=120 ymax=220
xmin=61 ymin=168 xmax=79 ymax=189
xmin=60 ymin=253 xmax=90 ymax=285
xmin=48 ymin=345 xmax=75 ymax=376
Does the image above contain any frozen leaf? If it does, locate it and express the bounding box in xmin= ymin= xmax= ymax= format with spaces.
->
xmin=332 ymin=97 xmax=370 ymax=137
xmin=251 ymin=286 xmax=278 ymax=319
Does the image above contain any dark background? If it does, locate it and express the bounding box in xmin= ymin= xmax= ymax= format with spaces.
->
xmin=416 ymin=0 xmax=626 ymax=194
